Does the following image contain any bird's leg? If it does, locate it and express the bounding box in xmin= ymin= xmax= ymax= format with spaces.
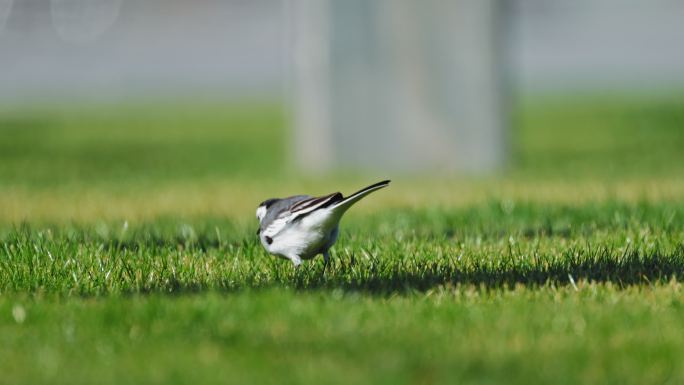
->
xmin=289 ymin=255 xmax=302 ymax=268
xmin=322 ymin=251 xmax=330 ymax=274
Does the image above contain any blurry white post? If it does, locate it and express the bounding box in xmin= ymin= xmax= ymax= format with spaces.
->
xmin=289 ymin=0 xmax=333 ymax=173
xmin=0 ymin=0 xmax=12 ymax=34
xmin=289 ymin=0 xmax=507 ymax=174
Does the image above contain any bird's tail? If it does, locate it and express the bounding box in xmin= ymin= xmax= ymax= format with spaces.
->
xmin=330 ymin=180 xmax=390 ymax=213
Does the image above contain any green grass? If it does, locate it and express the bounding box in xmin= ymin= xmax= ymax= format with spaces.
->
xmin=3 ymin=285 xmax=684 ymax=385
xmin=1 ymin=94 xmax=684 ymax=384
xmin=0 ymin=100 xmax=286 ymax=186
xmin=2 ymin=201 xmax=684 ymax=294
xmin=514 ymin=93 xmax=684 ymax=177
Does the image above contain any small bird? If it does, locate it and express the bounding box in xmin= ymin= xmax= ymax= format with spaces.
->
xmin=256 ymin=180 xmax=390 ymax=267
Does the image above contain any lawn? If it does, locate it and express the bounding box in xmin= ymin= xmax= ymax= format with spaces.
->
xmin=1 ymin=94 xmax=684 ymax=384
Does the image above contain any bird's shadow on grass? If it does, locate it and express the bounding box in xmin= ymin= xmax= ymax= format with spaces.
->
xmin=106 ymin=240 xmax=684 ymax=295
xmin=4 ymin=226 xmax=684 ymax=296
xmin=275 ymin=247 xmax=684 ymax=294
xmin=141 ymin=249 xmax=684 ymax=298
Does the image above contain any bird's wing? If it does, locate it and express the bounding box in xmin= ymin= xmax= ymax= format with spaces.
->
xmin=259 ymin=195 xmax=311 ymax=239
xmin=260 ymin=192 xmax=343 ymax=239
xmin=259 ymin=196 xmax=308 ymax=228
xmin=288 ymin=192 xmax=343 ymax=219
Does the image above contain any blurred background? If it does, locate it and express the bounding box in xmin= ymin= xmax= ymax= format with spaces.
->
xmin=1 ymin=0 xmax=684 ymax=221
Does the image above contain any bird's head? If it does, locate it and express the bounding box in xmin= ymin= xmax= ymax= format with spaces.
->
xmin=256 ymin=198 xmax=277 ymax=222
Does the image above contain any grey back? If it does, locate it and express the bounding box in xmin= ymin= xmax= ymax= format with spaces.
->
xmin=259 ymin=195 xmax=311 ymax=230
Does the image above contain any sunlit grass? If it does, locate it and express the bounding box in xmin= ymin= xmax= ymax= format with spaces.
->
xmin=2 ymin=283 xmax=683 ymax=385
xmin=2 ymin=177 xmax=684 ymax=224
xmin=2 ymin=201 xmax=684 ymax=295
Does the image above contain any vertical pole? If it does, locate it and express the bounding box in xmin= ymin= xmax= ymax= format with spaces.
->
xmin=0 ymin=0 xmax=12 ymax=34
xmin=289 ymin=0 xmax=333 ymax=173
xmin=290 ymin=0 xmax=507 ymax=174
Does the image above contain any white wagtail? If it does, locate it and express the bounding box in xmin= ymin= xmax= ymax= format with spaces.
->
xmin=256 ymin=180 xmax=390 ymax=267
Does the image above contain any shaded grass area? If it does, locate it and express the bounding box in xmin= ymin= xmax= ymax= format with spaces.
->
xmin=0 ymin=100 xmax=286 ymax=186
xmin=0 ymin=93 xmax=683 ymax=191
xmin=514 ymin=93 xmax=684 ymax=177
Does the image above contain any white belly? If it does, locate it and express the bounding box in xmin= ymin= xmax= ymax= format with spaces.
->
xmin=264 ymin=208 xmax=340 ymax=260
